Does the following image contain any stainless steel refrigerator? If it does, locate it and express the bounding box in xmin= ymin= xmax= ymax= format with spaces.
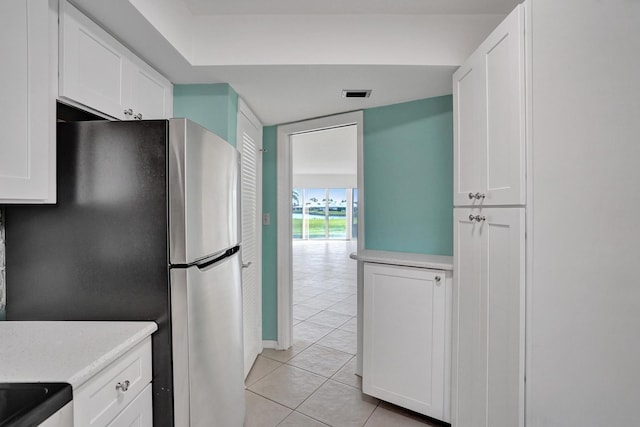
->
xmin=4 ymin=118 xmax=246 ymax=427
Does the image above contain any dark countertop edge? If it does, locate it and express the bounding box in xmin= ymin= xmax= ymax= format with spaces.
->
xmin=3 ymin=383 xmax=72 ymax=427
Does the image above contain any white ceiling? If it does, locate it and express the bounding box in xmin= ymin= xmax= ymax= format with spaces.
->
xmin=292 ymin=126 xmax=357 ymax=176
xmin=183 ymin=0 xmax=520 ymax=15
xmin=72 ymin=0 xmax=519 ymax=125
xmin=205 ymin=65 xmax=458 ymax=125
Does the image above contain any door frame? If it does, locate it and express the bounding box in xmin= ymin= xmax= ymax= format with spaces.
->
xmin=276 ymin=111 xmax=365 ymax=351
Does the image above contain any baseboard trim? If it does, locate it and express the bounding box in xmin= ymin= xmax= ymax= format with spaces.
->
xmin=262 ymin=340 xmax=278 ymax=349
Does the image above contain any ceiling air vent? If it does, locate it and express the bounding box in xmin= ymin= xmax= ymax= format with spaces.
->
xmin=342 ymin=90 xmax=372 ymax=98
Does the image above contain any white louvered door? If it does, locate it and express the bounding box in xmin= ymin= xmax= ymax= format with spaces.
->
xmin=238 ymin=100 xmax=263 ymax=377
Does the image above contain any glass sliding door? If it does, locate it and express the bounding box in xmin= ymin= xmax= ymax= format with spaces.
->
xmin=328 ymin=188 xmax=347 ymax=239
xmin=352 ymin=188 xmax=358 ymax=239
xmin=292 ymin=187 xmax=356 ymax=240
xmin=292 ymin=188 xmax=303 ymax=239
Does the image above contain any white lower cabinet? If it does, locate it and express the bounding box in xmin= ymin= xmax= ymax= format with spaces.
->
xmin=452 ymin=207 xmax=525 ymax=427
xmin=39 ymin=402 xmax=73 ymax=427
xmin=107 ymin=384 xmax=153 ymax=427
xmin=363 ymin=263 xmax=452 ymax=422
xmin=74 ymin=337 xmax=153 ymax=427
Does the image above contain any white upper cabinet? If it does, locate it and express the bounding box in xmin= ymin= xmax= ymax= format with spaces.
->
xmin=453 ymin=5 xmax=525 ymax=207
xmin=0 ymin=0 xmax=56 ymax=203
xmin=59 ymin=0 xmax=172 ymax=121
xmin=59 ymin=0 xmax=128 ymax=120
xmin=129 ymin=66 xmax=173 ymax=120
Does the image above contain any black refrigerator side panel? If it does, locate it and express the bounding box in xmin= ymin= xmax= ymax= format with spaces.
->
xmin=4 ymin=120 xmax=174 ymax=426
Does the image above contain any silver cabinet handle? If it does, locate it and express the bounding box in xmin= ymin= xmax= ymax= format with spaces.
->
xmin=242 ymin=262 xmax=252 ymax=269
xmin=124 ymin=108 xmax=133 ymax=116
xmin=134 ymin=113 xmax=143 ymax=120
xmin=116 ymin=380 xmax=130 ymax=392
xmin=468 ymin=192 xmax=475 ymax=199
xmin=435 ymin=276 xmax=441 ymax=283
xmin=469 ymin=214 xmax=486 ymax=223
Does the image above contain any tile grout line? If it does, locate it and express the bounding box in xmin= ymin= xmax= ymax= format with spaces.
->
xmin=260 ymin=240 xmax=360 ymax=427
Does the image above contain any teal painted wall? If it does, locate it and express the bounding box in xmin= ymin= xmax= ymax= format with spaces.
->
xmin=260 ymin=95 xmax=454 ymax=340
xmin=261 ymin=126 xmax=278 ymax=341
xmin=363 ymin=95 xmax=453 ymax=255
xmin=173 ymin=84 xmax=238 ymax=146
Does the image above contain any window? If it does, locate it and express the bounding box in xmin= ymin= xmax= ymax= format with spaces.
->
xmin=292 ymin=187 xmax=357 ymax=240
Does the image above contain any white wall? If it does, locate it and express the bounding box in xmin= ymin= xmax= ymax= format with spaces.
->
xmin=79 ymin=0 xmax=504 ymax=67
xmin=293 ymin=174 xmax=356 ymax=189
xmin=292 ymin=126 xmax=357 ymax=188
xmin=528 ymin=0 xmax=640 ymax=425
xmin=129 ymin=0 xmax=195 ymax=61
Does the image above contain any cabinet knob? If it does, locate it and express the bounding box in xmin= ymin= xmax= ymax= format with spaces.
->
xmin=435 ymin=276 xmax=441 ymax=283
xmin=474 ymin=215 xmax=486 ymax=222
xmin=124 ymin=108 xmax=133 ymax=116
xmin=116 ymin=380 xmax=130 ymax=392
xmin=134 ymin=113 xmax=143 ymax=120
xmin=474 ymin=192 xmax=486 ymax=199
xmin=468 ymin=192 xmax=475 ymax=199
xmin=469 ymin=214 xmax=476 ymax=222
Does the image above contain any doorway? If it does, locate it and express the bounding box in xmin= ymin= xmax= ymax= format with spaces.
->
xmin=276 ymin=111 xmax=364 ymax=373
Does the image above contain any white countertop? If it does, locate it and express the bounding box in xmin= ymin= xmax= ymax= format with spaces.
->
xmin=350 ymin=249 xmax=453 ymax=271
xmin=0 ymin=321 xmax=157 ymax=387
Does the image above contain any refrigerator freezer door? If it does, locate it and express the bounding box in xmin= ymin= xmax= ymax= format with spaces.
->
xmin=170 ymin=254 xmax=245 ymax=427
xmin=169 ymin=119 xmax=241 ymax=265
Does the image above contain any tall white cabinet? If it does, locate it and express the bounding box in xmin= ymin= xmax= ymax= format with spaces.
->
xmin=452 ymin=3 xmax=526 ymax=427
xmin=454 ymin=1 xmax=640 ymax=425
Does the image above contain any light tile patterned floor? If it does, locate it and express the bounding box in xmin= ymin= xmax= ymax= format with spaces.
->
xmin=245 ymin=240 xmax=444 ymax=427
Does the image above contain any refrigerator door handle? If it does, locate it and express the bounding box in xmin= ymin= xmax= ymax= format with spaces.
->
xmin=196 ymin=246 xmax=240 ymax=271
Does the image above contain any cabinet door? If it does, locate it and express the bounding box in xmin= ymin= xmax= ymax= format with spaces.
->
xmin=59 ymin=0 xmax=128 ymax=120
xmin=452 ymin=208 xmax=525 ymax=427
xmin=363 ymin=263 xmax=449 ymax=420
xmin=129 ymin=63 xmax=173 ymax=120
xmin=453 ymin=52 xmax=487 ymax=207
xmin=106 ymin=384 xmax=153 ymax=427
xmin=452 ymin=208 xmax=484 ymax=425
xmin=0 ymin=0 xmax=55 ymax=203
xmin=453 ymin=4 xmax=525 ymax=207
xmin=481 ymin=6 xmax=526 ymax=205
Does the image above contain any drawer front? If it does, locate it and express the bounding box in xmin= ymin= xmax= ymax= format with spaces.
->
xmin=74 ymin=337 xmax=152 ymax=427
xmin=107 ymin=383 xmax=152 ymax=427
